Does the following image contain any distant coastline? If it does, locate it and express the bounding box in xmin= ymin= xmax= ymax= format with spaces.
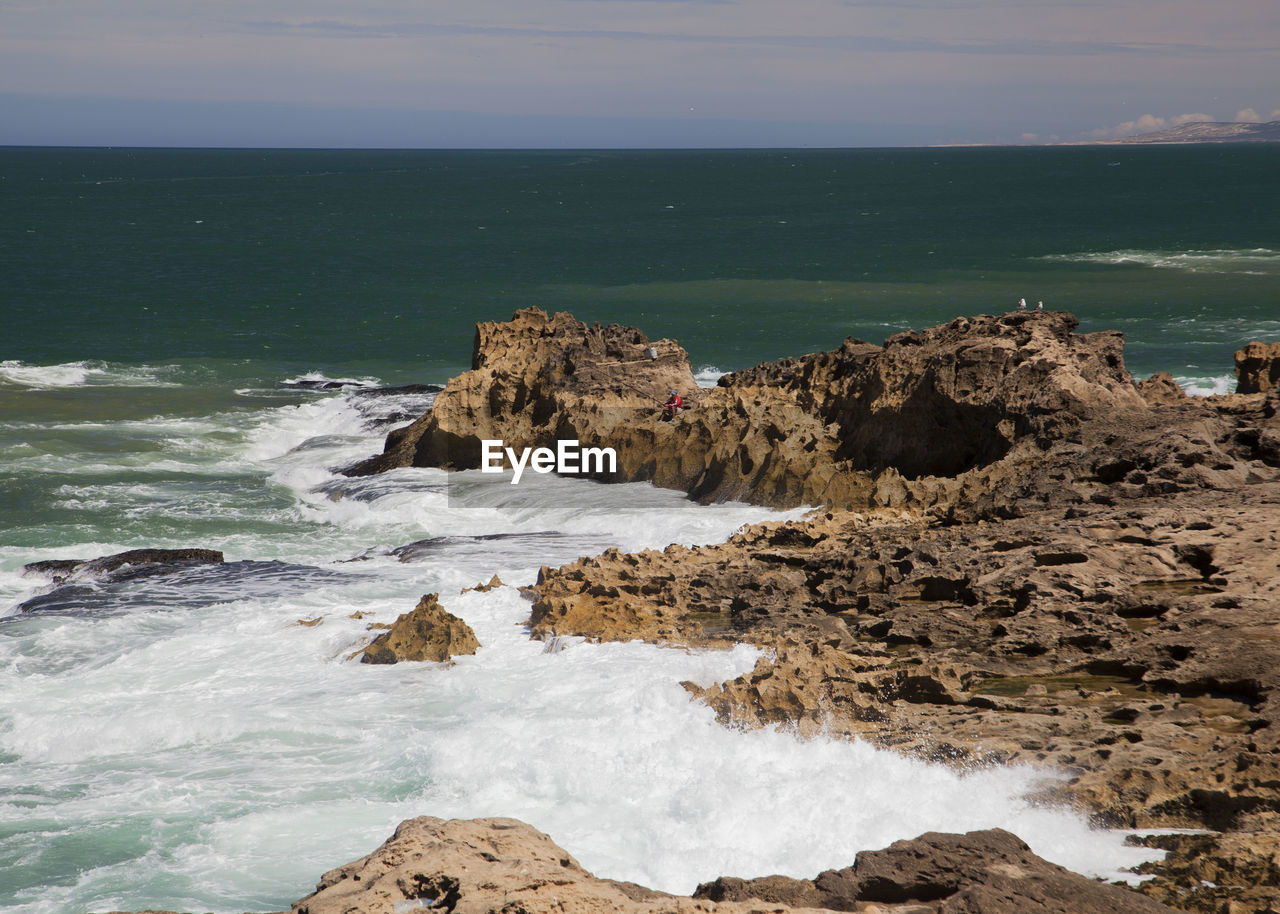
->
xmin=1068 ymin=119 xmax=1280 ymax=145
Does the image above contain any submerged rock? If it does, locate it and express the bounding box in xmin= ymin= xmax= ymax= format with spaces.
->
xmin=22 ymin=548 xmax=225 ymax=584
xmin=359 ymin=593 xmax=480 ymax=664
xmin=15 ymin=553 xmax=362 ymax=616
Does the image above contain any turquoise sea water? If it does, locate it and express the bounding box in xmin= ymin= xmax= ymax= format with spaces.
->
xmin=0 ymin=146 xmax=1277 ymax=913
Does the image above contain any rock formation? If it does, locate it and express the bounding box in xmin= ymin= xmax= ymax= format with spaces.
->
xmin=344 ymin=310 xmax=1280 ymax=911
xmin=1237 ymin=341 xmax=1280 ymax=394
xmin=697 ymin=828 xmax=1179 ymax=913
xmin=345 ymin=308 xmax=698 ymax=479
xmin=359 ymin=593 xmax=480 ymax=664
xmin=525 ymin=400 xmax=1280 ymax=910
xmin=347 ymin=307 xmax=1149 ymax=512
xmin=288 ymin=816 xmax=1177 ymax=914
xmin=22 ymin=548 xmax=225 ymax=585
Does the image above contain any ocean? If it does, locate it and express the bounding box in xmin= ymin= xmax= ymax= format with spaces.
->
xmin=1 ymin=146 xmax=1277 ymax=913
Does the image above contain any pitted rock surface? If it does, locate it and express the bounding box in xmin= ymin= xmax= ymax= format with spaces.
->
xmin=360 ymin=593 xmax=480 ymax=664
xmin=1236 ymin=341 xmax=1280 ymax=394
xmin=349 ymin=308 xmax=1154 ymax=510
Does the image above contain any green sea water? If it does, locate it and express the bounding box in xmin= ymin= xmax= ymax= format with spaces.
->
xmin=3 ymin=145 xmax=1278 ymax=387
xmin=2 ymin=146 xmax=1275 ymax=913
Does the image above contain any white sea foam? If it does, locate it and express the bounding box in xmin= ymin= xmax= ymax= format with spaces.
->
xmin=281 ymin=370 xmax=382 ymax=389
xmin=1176 ymin=374 xmax=1236 ymax=397
xmin=0 ymin=385 xmax=1167 ymax=913
xmin=0 ymin=571 xmax=1164 ymax=914
xmin=0 ymin=359 xmax=184 ymax=389
xmin=1040 ymin=247 xmax=1280 ymax=275
xmin=694 ymin=365 xmax=725 ymax=386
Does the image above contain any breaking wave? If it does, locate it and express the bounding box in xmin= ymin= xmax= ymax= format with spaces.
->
xmin=694 ymin=365 xmax=725 ymax=387
xmin=1039 ymin=248 xmax=1280 ymax=275
xmin=1176 ymin=374 xmax=1236 ymax=397
xmin=0 ymin=360 xmax=184 ymax=389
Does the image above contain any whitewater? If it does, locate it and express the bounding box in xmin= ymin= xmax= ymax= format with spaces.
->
xmin=1 ymin=366 xmax=1166 ymax=914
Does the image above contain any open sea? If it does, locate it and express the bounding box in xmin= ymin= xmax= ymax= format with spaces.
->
xmin=1 ymin=146 xmax=1277 ymax=913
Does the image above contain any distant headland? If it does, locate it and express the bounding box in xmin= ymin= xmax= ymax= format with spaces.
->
xmin=1074 ymin=119 xmax=1280 ymax=145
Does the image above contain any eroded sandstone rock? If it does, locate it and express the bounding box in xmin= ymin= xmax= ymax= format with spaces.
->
xmin=360 ymin=593 xmax=480 ymax=664
xmin=1236 ymin=341 xmax=1280 ymax=394
xmin=347 ymin=309 xmax=1280 ymax=911
xmin=345 ymin=308 xmax=698 ymax=479
xmin=524 ymin=368 xmax=1280 ymax=912
xmin=289 ymin=817 xmax=1177 ymax=914
xmin=349 ymin=308 xmax=1150 ymax=510
xmin=290 ymin=816 xmax=837 ymax=914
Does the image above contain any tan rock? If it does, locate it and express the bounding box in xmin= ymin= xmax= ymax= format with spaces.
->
xmin=359 ymin=594 xmax=480 ymax=665
xmin=349 ymin=309 xmax=1280 ymax=911
xmin=462 ymin=574 xmax=504 ymax=594
xmin=348 ymin=309 xmax=1150 ymax=510
xmin=290 ymin=817 xmax=1176 ymax=914
xmin=1138 ymin=371 xmax=1188 ymax=405
xmin=290 ymin=816 xmax=838 ymax=914
xmin=1236 ymin=341 xmax=1280 ymax=393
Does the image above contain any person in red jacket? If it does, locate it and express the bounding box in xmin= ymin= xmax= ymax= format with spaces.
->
xmin=660 ymin=389 xmax=682 ymax=421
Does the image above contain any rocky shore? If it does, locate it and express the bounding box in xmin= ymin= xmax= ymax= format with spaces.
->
xmin=103 ymin=816 xmax=1184 ymax=914
xmin=361 ymin=307 xmax=1278 ymax=913
xmin=111 ymin=307 xmax=1280 ymax=913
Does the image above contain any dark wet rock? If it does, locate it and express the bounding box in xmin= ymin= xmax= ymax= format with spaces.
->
xmin=16 ymin=557 xmax=360 ymax=616
xmin=347 ymin=384 xmax=443 ymax=429
xmin=22 ymin=548 xmax=224 ymax=584
xmin=345 ymin=531 xmax=610 ymax=572
xmin=22 ymin=558 xmax=88 ymax=580
xmin=697 ymin=829 xmax=1179 ymax=913
xmin=388 ymin=531 xmax=562 ymax=563
xmin=350 ymin=383 xmax=444 ymax=398
xmin=359 ymin=593 xmax=480 ymax=664
xmin=283 ymin=378 xmax=372 ymax=391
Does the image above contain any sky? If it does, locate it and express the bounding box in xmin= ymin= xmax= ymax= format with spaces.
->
xmin=1 ymin=0 xmax=1278 ymax=148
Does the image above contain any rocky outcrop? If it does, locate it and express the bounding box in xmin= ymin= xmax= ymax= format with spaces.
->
xmin=359 ymin=594 xmax=480 ymax=664
xmin=348 ymin=308 xmax=1149 ymax=510
xmin=22 ymin=548 xmax=224 ymax=585
xmin=529 ymin=487 xmax=1280 ymax=910
xmin=342 ymin=309 xmax=1280 ymax=911
xmin=345 ymin=308 xmax=698 ymax=478
xmin=511 ymin=314 xmax=1280 ymax=913
xmin=289 ymin=817 xmax=1177 ymax=914
xmin=1237 ymin=341 xmax=1280 ymax=394
xmin=697 ymin=828 xmax=1178 ymax=913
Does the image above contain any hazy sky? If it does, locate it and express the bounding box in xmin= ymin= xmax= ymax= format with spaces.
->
xmin=2 ymin=0 xmax=1278 ymax=147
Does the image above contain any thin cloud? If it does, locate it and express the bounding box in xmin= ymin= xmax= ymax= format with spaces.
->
xmin=1234 ymin=107 xmax=1280 ymax=122
xmin=1088 ymin=111 xmax=1214 ymax=138
xmin=233 ymin=18 xmax=1228 ymax=57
